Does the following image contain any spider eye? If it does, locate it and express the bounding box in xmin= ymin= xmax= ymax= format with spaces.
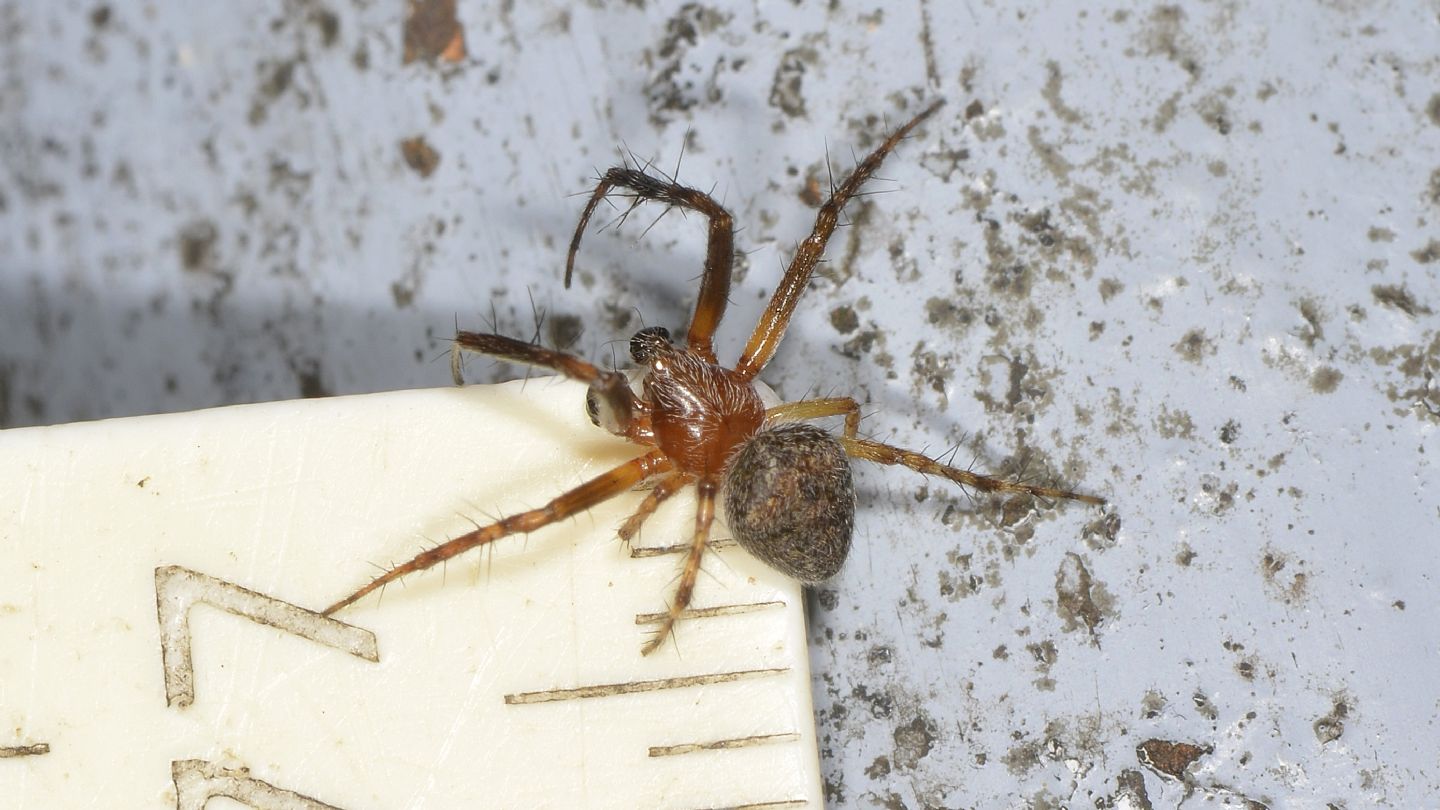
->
xmin=629 ymin=325 xmax=672 ymax=363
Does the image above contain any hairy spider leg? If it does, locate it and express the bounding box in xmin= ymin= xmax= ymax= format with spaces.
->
xmin=451 ymin=331 xmax=651 ymax=445
xmin=453 ymin=331 xmax=614 ymax=383
xmin=617 ymin=473 xmax=693 ymax=544
xmin=566 ymin=169 xmax=734 ymax=364
xmin=765 ymin=397 xmax=862 ymax=438
xmin=734 ymin=99 xmax=946 ymax=380
xmin=771 ymin=398 xmax=1102 ymax=504
xmin=641 ymin=478 xmax=719 ymax=656
xmin=839 ymin=436 xmax=1105 ymax=505
xmin=323 ymin=450 xmax=672 ymax=616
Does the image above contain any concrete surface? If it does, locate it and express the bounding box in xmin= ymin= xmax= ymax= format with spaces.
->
xmin=2 ymin=1 xmax=1437 ymax=807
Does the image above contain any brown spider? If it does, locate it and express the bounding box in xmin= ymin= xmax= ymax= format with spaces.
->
xmin=323 ymin=100 xmax=1104 ymax=654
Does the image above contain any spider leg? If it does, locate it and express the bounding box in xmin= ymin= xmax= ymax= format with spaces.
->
xmin=566 ymin=168 xmax=734 ymax=363
xmin=640 ymin=478 xmax=718 ymax=656
xmin=734 ymin=100 xmax=945 ymax=380
xmin=838 ymin=436 xmax=1105 ymax=505
xmin=451 ymin=331 xmax=648 ymax=443
xmin=765 ymin=397 xmax=861 ymax=438
xmin=452 ymin=331 xmax=613 ymax=385
xmin=323 ymin=450 xmax=672 ymax=615
xmin=617 ymin=473 xmax=693 ymax=545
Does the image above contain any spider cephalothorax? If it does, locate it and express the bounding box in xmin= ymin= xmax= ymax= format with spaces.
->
xmin=325 ymin=100 xmax=1104 ymax=654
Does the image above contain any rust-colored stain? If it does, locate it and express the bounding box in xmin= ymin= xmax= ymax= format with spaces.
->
xmin=403 ymin=0 xmax=466 ymax=64
xmin=1136 ymin=738 xmax=1210 ymax=781
xmin=400 ymin=136 xmax=440 ymax=178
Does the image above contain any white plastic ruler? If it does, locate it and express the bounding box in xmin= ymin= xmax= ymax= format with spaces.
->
xmin=0 ymin=378 xmax=821 ymax=808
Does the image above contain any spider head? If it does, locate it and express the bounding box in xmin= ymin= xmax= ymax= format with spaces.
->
xmin=628 ymin=326 xmax=672 ymax=363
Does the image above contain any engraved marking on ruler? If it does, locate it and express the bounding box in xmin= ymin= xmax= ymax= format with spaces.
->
xmin=634 ymin=600 xmax=785 ymax=625
xmin=0 ymin=743 xmax=50 ymax=758
xmin=504 ymin=667 xmax=789 ymax=705
xmin=155 ymin=566 xmax=379 ymax=708
xmin=679 ymin=795 xmax=806 ymax=801
xmin=172 ymin=759 xmax=344 ymax=809
xmin=649 ymin=732 xmax=801 ymax=758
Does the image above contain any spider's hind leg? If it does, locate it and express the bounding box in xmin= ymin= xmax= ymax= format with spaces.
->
xmin=765 ymin=397 xmax=862 ymax=438
xmin=839 ymin=436 xmax=1105 ymax=506
xmin=641 ymin=478 xmax=718 ymax=656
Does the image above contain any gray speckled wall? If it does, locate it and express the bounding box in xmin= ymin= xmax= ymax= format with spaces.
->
xmin=3 ymin=1 xmax=1437 ymax=806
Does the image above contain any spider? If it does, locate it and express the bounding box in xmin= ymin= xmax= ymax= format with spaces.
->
xmin=323 ymin=99 xmax=1104 ymax=654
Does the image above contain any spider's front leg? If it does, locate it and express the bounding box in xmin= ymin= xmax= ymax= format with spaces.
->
xmin=566 ymin=167 xmax=735 ymax=363
xmin=451 ymin=331 xmax=650 ymax=444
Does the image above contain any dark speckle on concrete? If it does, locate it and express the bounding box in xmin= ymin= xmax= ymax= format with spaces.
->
xmin=401 ymin=136 xmax=441 ymax=178
xmin=1218 ymin=418 xmax=1240 ymax=445
xmin=178 ymin=220 xmax=219 ymax=273
xmin=309 ymin=7 xmax=340 ymax=47
xmin=1310 ymin=366 xmax=1343 ymax=393
xmin=1099 ymin=278 xmax=1124 ymax=301
xmin=1411 ymin=239 xmax=1440 ymax=265
xmin=769 ymin=47 xmax=816 ymax=119
xmin=1314 ymin=695 xmax=1350 ymax=744
xmin=1174 ymin=328 xmax=1214 ymax=363
xmin=1114 ymin=769 xmax=1155 ymax=809
xmin=1260 ymin=548 xmax=1309 ymax=604
xmin=1055 ymin=552 xmax=1113 ymax=640
xmin=547 ymin=313 xmax=583 ymax=350
xmin=1371 ymin=284 xmax=1431 ymax=316
xmin=814 ymin=588 xmax=838 ymax=611
xmin=891 ymin=714 xmax=937 ymax=770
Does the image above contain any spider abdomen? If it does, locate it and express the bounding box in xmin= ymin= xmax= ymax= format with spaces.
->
xmin=722 ymin=423 xmax=855 ymax=583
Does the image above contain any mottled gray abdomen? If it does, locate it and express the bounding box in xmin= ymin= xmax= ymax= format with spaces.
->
xmin=722 ymin=423 xmax=855 ymax=583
